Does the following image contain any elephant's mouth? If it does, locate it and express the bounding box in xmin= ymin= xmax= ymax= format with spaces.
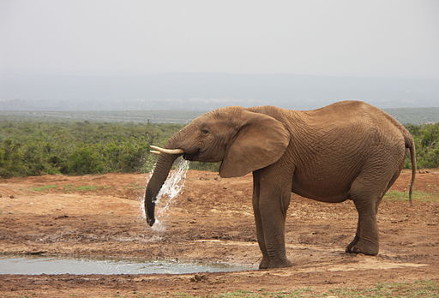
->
xmin=183 ymin=151 xmax=200 ymax=161
xmin=183 ymin=153 xmax=198 ymax=161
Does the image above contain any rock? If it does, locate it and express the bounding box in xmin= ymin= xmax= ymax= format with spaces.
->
xmin=190 ymin=274 xmax=208 ymax=282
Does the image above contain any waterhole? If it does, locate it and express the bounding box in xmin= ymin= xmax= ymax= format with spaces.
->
xmin=0 ymin=256 xmax=251 ymax=275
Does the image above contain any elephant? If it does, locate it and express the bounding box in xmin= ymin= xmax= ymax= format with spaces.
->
xmin=144 ymin=100 xmax=416 ymax=269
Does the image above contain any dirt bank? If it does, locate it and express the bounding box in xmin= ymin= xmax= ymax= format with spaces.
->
xmin=0 ymin=169 xmax=438 ymax=297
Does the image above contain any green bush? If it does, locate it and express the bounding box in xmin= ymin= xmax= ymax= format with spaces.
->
xmin=66 ymin=145 xmax=106 ymax=175
xmin=0 ymin=121 xmax=181 ymax=177
xmin=406 ymin=123 xmax=439 ymax=168
xmin=0 ymin=120 xmax=437 ymax=178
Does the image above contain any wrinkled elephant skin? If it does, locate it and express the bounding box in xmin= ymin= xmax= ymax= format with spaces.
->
xmin=144 ymin=100 xmax=416 ymax=269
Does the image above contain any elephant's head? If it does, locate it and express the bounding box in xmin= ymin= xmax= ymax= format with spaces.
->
xmin=144 ymin=106 xmax=290 ymax=226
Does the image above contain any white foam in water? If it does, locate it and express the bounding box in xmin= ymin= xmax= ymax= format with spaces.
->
xmin=142 ymin=157 xmax=190 ymax=231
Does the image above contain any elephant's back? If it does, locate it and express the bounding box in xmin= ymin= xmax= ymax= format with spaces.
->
xmin=291 ymin=100 xmax=408 ymax=202
xmin=307 ymin=100 xmax=406 ymax=141
xmin=307 ymin=100 xmax=389 ymax=124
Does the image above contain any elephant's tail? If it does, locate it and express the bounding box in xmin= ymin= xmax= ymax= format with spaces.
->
xmin=405 ymin=135 xmax=416 ymax=206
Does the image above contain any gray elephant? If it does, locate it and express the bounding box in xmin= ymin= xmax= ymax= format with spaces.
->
xmin=144 ymin=100 xmax=416 ymax=269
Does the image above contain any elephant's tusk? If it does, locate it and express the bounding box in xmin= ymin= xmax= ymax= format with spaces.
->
xmin=150 ymin=150 xmax=161 ymax=155
xmin=150 ymin=145 xmax=184 ymax=155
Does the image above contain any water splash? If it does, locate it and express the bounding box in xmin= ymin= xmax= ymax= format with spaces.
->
xmin=143 ymin=157 xmax=190 ymax=232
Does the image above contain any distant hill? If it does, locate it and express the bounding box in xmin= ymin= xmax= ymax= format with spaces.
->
xmin=1 ymin=108 xmax=437 ymax=124
xmin=1 ymin=73 xmax=438 ymax=111
xmin=0 ymin=110 xmax=202 ymax=124
xmin=384 ymin=108 xmax=439 ymax=125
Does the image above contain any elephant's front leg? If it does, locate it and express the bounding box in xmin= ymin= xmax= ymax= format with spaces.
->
xmin=252 ymin=172 xmax=270 ymax=269
xmin=253 ymin=168 xmax=293 ymax=269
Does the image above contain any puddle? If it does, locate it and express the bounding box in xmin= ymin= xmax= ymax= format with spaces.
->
xmin=0 ymin=256 xmax=251 ymax=275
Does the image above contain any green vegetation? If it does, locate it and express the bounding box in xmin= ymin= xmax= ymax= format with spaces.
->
xmin=30 ymin=184 xmax=59 ymax=192
xmin=384 ymin=190 xmax=438 ymax=202
xmin=0 ymin=120 xmax=437 ymax=178
xmin=25 ymin=184 xmax=112 ymax=193
xmin=62 ymin=184 xmax=111 ymax=192
xmin=0 ymin=121 xmax=182 ymax=178
xmin=406 ymin=123 xmax=439 ymax=169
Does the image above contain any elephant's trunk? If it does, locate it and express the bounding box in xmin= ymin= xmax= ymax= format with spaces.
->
xmin=144 ymin=141 xmax=183 ymax=226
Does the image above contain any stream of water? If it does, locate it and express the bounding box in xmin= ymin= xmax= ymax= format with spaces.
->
xmin=143 ymin=157 xmax=190 ymax=231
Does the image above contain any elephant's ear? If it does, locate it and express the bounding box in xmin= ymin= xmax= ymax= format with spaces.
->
xmin=219 ymin=110 xmax=290 ymax=178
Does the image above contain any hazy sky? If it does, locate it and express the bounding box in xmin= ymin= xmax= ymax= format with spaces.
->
xmin=1 ymin=0 xmax=438 ymax=78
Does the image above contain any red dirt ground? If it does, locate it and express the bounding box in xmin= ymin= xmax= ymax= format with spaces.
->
xmin=0 ymin=169 xmax=438 ymax=297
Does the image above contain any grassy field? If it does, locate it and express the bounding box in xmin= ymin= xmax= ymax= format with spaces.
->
xmin=384 ymin=190 xmax=438 ymax=203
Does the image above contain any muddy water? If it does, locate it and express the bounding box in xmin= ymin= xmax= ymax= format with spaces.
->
xmin=0 ymin=256 xmax=251 ymax=275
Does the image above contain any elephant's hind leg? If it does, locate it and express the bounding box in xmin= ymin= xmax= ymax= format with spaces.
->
xmin=347 ymin=199 xmax=380 ymax=255
xmin=345 ymin=221 xmax=360 ymax=253
xmin=346 ymin=169 xmax=402 ymax=255
xmin=346 ymin=177 xmax=387 ymax=255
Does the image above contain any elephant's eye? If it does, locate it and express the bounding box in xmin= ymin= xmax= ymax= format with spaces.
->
xmin=201 ymin=128 xmax=210 ymax=135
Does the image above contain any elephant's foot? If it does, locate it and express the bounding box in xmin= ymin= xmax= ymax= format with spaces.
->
xmin=345 ymin=235 xmax=359 ymax=253
xmin=259 ymin=256 xmax=293 ymax=269
xmin=345 ymin=237 xmax=378 ymax=256
xmin=258 ymin=256 xmax=270 ymax=269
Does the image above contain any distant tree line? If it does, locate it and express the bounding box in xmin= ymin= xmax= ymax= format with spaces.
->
xmin=0 ymin=120 xmax=437 ymax=178
xmin=405 ymin=123 xmax=439 ymax=169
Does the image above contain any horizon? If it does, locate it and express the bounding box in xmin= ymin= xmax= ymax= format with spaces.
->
xmin=1 ymin=72 xmax=438 ymax=111
xmin=2 ymin=106 xmax=439 ymax=126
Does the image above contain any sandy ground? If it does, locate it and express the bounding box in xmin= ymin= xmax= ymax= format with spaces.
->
xmin=0 ymin=169 xmax=438 ymax=297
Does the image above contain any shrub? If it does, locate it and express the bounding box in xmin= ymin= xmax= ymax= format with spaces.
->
xmin=0 ymin=120 xmax=437 ymax=178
